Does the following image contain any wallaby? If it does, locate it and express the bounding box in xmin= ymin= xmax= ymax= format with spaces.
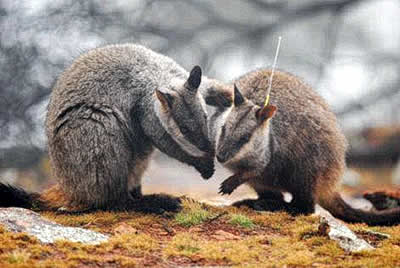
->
xmin=0 ymin=44 xmax=224 ymax=213
xmin=211 ymin=68 xmax=400 ymax=226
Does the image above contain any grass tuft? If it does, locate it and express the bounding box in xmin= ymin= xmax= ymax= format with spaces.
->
xmin=6 ymin=250 xmax=31 ymax=264
xmin=174 ymin=199 xmax=214 ymax=227
xmin=229 ymin=214 xmax=255 ymax=228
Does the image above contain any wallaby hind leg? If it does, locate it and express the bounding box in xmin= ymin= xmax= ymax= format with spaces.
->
xmin=233 ymin=190 xmax=287 ymax=212
xmin=257 ymin=190 xmax=288 ymax=211
xmin=50 ymin=113 xmax=133 ymax=211
xmin=126 ymin=151 xmax=181 ymax=214
xmin=285 ymin=182 xmax=316 ymax=215
xmin=128 ymin=153 xmax=153 ymax=199
xmin=233 ymin=177 xmax=287 ymax=211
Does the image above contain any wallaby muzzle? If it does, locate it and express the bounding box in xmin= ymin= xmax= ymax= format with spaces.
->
xmin=216 ymin=152 xmax=228 ymax=163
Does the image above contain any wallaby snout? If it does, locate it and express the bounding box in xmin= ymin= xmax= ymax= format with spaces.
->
xmin=197 ymin=138 xmax=213 ymax=155
xmin=216 ymin=152 xmax=228 ymax=163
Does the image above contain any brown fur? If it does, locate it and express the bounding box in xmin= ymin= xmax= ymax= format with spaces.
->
xmin=38 ymin=185 xmax=73 ymax=211
xmin=216 ymin=69 xmax=400 ymax=225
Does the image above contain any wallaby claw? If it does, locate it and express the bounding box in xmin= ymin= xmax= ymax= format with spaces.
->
xmin=219 ymin=176 xmax=239 ymax=195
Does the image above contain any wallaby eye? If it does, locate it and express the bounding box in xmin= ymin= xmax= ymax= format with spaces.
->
xmin=180 ymin=126 xmax=190 ymax=135
xmin=238 ymin=134 xmax=250 ymax=145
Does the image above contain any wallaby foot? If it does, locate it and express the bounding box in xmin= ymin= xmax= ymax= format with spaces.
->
xmin=129 ymin=185 xmax=143 ymax=199
xmin=285 ymin=205 xmax=315 ymax=216
xmin=128 ymin=194 xmax=182 ymax=214
xmin=285 ymin=195 xmax=315 ymax=216
xmin=233 ymin=198 xmax=287 ymax=212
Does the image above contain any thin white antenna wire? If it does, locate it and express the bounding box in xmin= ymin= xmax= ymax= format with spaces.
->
xmin=264 ymin=36 xmax=282 ymax=107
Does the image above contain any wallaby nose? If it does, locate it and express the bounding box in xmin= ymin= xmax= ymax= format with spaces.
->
xmin=198 ymin=139 xmax=213 ymax=154
xmin=216 ymin=154 xmax=225 ymax=163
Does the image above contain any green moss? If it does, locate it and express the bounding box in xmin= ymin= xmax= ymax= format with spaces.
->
xmin=229 ymin=214 xmax=255 ymax=228
xmin=174 ymin=199 xmax=214 ymax=227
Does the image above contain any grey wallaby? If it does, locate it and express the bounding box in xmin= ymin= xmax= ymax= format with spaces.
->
xmin=209 ymin=68 xmax=400 ymax=226
xmin=0 ymin=44 xmax=226 ymax=213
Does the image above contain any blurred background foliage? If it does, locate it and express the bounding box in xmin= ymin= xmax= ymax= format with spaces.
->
xmin=0 ymin=0 xmax=399 ymax=198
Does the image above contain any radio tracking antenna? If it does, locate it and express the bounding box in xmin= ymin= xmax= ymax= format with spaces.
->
xmin=264 ymin=36 xmax=282 ymax=107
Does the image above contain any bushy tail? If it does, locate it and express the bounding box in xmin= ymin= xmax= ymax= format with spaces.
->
xmin=0 ymin=183 xmax=66 ymax=211
xmin=320 ymin=192 xmax=400 ymax=226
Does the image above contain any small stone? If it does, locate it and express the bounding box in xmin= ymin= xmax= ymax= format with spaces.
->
xmin=190 ymin=227 xmax=203 ymax=232
xmin=317 ymin=221 xmax=330 ymax=235
xmin=114 ymin=223 xmax=138 ymax=235
xmin=213 ymin=230 xmax=239 ymax=240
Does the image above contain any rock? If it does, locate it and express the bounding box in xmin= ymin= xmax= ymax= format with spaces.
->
xmin=113 ymin=222 xmax=138 ymax=235
xmin=0 ymin=207 xmax=108 ymax=245
xmin=212 ymin=230 xmax=239 ymax=240
xmin=190 ymin=227 xmax=203 ymax=233
xmin=315 ymin=205 xmax=374 ymax=252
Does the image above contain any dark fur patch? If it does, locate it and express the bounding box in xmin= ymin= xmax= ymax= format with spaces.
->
xmin=0 ymin=183 xmax=35 ymax=209
xmin=232 ymin=198 xmax=287 ymax=212
xmin=193 ymin=157 xmax=215 ymax=179
xmin=129 ymin=185 xmax=143 ymax=199
xmin=128 ymin=194 xmax=182 ymax=214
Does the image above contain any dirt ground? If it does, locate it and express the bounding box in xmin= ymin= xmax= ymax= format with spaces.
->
xmin=1 ymin=152 xmax=400 ymax=267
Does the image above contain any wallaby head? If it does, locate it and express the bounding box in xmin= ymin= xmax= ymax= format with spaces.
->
xmin=216 ymin=84 xmax=276 ymax=168
xmin=154 ymin=65 xmax=213 ymax=157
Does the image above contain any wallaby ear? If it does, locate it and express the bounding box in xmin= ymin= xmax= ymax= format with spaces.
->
xmin=256 ymin=105 xmax=277 ymax=122
xmin=234 ymin=84 xmax=245 ymax=106
xmin=156 ymin=89 xmax=174 ymax=109
xmin=185 ymin=65 xmax=202 ymax=92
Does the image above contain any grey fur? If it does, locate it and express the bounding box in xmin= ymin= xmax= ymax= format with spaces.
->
xmin=45 ymin=44 xmax=218 ymax=210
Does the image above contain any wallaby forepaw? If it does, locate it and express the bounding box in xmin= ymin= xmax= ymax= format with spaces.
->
xmin=219 ymin=178 xmax=238 ymax=195
xmin=195 ymin=159 xmax=215 ymax=180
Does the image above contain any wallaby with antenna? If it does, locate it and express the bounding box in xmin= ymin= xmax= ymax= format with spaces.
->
xmin=211 ymin=38 xmax=400 ymax=225
xmin=0 ymin=44 xmax=225 ymax=213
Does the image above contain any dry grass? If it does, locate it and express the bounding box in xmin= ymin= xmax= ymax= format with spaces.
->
xmin=0 ymin=199 xmax=400 ymax=267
